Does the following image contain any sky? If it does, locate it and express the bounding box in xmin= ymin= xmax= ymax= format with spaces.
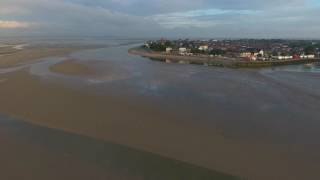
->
xmin=0 ymin=0 xmax=320 ymax=38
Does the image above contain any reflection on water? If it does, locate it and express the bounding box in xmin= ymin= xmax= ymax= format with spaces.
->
xmin=0 ymin=115 xmax=237 ymax=180
xmin=269 ymin=63 xmax=320 ymax=73
xmin=27 ymin=42 xmax=320 ymax=145
xmin=2 ymin=39 xmax=320 ymax=179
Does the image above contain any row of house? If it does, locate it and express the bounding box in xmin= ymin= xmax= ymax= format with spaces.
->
xmin=166 ymin=47 xmax=192 ymax=55
xmin=240 ymin=48 xmax=316 ymax=61
xmin=272 ymin=54 xmax=315 ymax=60
xmin=240 ymin=50 xmax=265 ymax=61
xmin=165 ymin=44 xmax=210 ymax=55
xmin=145 ymin=39 xmax=320 ymax=61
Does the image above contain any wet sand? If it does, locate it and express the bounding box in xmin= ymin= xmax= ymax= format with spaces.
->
xmin=0 ymin=115 xmax=235 ymax=180
xmin=50 ymin=59 xmax=95 ymax=76
xmin=0 ymin=44 xmax=105 ymax=68
xmin=0 ymin=69 xmax=319 ymax=180
xmin=0 ymin=42 xmax=320 ymax=179
xmin=0 ymin=46 xmax=19 ymax=55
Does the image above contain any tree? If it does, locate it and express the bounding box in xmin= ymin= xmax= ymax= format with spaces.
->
xmin=190 ymin=48 xmax=203 ymax=54
xmin=164 ymin=41 xmax=172 ymax=47
xmin=304 ymin=46 xmax=316 ymax=55
xmin=280 ymin=52 xmax=288 ymax=56
xmin=149 ymin=43 xmax=166 ymax=51
xmin=210 ymin=49 xmax=225 ymax=56
xmin=272 ymin=51 xmax=278 ymax=56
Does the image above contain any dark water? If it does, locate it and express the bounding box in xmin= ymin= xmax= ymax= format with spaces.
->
xmin=0 ymin=115 xmax=237 ymax=180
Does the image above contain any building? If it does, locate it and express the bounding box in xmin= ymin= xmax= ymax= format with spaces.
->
xmin=240 ymin=49 xmax=264 ymax=61
xmin=240 ymin=52 xmax=253 ymax=58
xmin=272 ymin=55 xmax=293 ymax=60
xmin=293 ymin=54 xmax=300 ymax=59
xmin=199 ymin=45 xmax=209 ymax=51
xmin=258 ymin=50 xmax=264 ymax=56
xmin=179 ymin=48 xmax=187 ymax=55
xmin=300 ymin=54 xmax=315 ymax=59
xmin=166 ymin=47 xmax=173 ymax=53
xmin=144 ymin=43 xmax=150 ymax=49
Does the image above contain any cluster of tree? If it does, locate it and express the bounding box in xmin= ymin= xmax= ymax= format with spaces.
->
xmin=190 ymin=48 xmax=205 ymax=54
xmin=149 ymin=43 xmax=166 ymax=51
xmin=289 ymin=41 xmax=320 ymax=55
xmin=146 ymin=41 xmax=174 ymax=52
xmin=164 ymin=41 xmax=173 ymax=47
xmin=304 ymin=46 xmax=317 ymax=55
xmin=209 ymin=49 xmax=226 ymax=55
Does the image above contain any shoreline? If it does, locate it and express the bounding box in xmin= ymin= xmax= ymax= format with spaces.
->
xmin=129 ymin=47 xmax=320 ymax=68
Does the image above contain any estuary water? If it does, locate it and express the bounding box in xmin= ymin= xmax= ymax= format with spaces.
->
xmin=2 ymin=39 xmax=320 ymax=180
xmin=62 ymin=43 xmax=320 ymax=145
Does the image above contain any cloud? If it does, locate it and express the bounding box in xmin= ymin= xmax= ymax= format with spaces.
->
xmin=0 ymin=20 xmax=30 ymax=29
xmin=151 ymin=9 xmax=260 ymax=29
xmin=0 ymin=0 xmax=319 ymax=38
xmin=67 ymin=0 xmax=305 ymax=15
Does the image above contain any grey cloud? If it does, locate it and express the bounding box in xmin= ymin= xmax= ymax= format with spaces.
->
xmin=0 ymin=0 xmax=319 ymax=39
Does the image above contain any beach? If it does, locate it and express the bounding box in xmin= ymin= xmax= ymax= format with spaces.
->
xmin=0 ymin=40 xmax=320 ymax=180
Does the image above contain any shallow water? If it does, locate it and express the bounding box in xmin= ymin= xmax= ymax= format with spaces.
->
xmin=267 ymin=63 xmax=320 ymax=73
xmin=65 ymin=44 xmax=320 ymax=144
xmin=2 ymin=39 xmax=320 ymax=179
xmin=25 ymin=41 xmax=320 ymax=146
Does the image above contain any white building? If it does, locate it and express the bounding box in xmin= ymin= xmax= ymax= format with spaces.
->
xmin=240 ymin=52 xmax=252 ymax=58
xmin=240 ymin=49 xmax=264 ymax=59
xmin=307 ymin=55 xmax=315 ymax=59
xmin=258 ymin=50 xmax=264 ymax=56
xmin=179 ymin=48 xmax=187 ymax=55
xmin=199 ymin=45 xmax=209 ymax=51
xmin=273 ymin=56 xmax=293 ymax=60
xmin=166 ymin=47 xmax=173 ymax=53
xmin=300 ymin=54 xmax=315 ymax=59
xmin=144 ymin=43 xmax=150 ymax=48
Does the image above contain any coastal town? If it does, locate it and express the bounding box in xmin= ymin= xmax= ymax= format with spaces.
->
xmin=133 ymin=39 xmax=320 ymax=68
xmin=144 ymin=39 xmax=320 ymax=60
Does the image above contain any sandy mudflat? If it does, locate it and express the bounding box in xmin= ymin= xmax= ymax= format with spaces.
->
xmin=0 ymin=44 xmax=105 ymax=68
xmin=1 ymin=116 xmax=236 ymax=180
xmin=50 ymin=59 xmax=95 ymax=76
xmin=0 ymin=70 xmax=239 ymax=180
xmin=0 ymin=46 xmax=19 ymax=55
xmin=0 ymin=43 xmax=320 ymax=180
xmin=0 ymin=126 xmax=132 ymax=180
xmin=0 ymin=69 xmax=319 ymax=180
